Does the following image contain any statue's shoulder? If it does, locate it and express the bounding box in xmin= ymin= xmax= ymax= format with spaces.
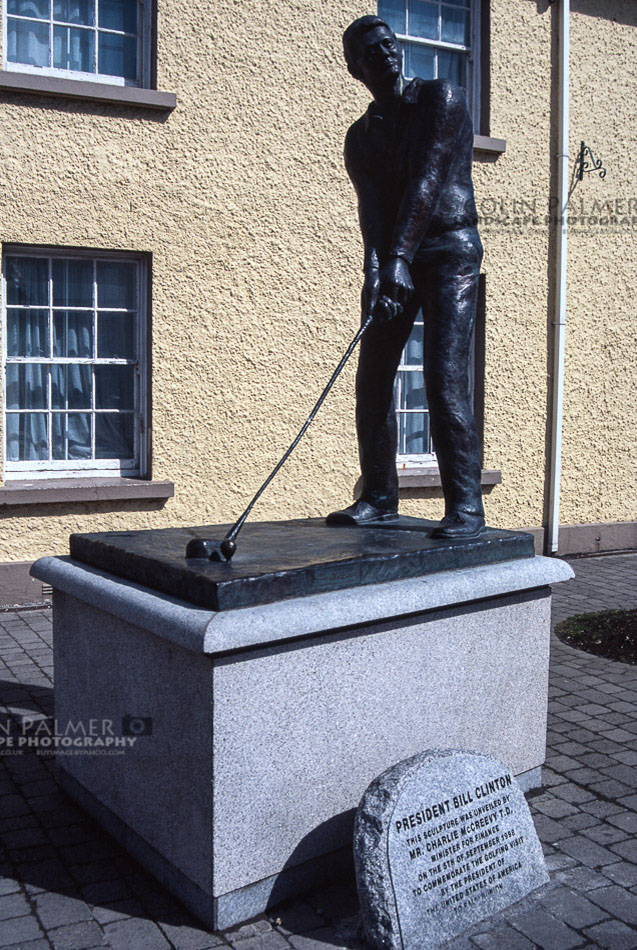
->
xmin=406 ymin=77 xmax=465 ymax=108
xmin=346 ymin=109 xmax=370 ymax=141
xmin=344 ymin=111 xmax=369 ymax=165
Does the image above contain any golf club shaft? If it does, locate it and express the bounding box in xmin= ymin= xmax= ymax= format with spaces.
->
xmin=224 ymin=314 xmax=374 ymax=545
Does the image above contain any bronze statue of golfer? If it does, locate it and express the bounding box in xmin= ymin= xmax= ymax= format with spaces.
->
xmin=327 ymin=15 xmax=485 ymax=540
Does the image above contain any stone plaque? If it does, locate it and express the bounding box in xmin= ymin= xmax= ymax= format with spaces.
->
xmin=354 ymin=750 xmax=548 ymax=950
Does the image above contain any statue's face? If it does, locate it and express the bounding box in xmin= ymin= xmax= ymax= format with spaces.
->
xmin=351 ymin=25 xmax=401 ymax=88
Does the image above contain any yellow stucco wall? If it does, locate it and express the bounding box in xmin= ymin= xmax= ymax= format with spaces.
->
xmin=560 ymin=1 xmax=637 ymax=525
xmin=0 ymin=0 xmax=634 ymax=562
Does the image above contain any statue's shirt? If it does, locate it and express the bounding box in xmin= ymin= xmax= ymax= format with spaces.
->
xmin=345 ymin=78 xmax=479 ymax=263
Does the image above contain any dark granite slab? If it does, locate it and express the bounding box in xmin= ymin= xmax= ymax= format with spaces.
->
xmin=69 ymin=517 xmax=535 ymax=612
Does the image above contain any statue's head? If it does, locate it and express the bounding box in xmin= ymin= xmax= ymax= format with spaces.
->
xmin=343 ymin=15 xmax=402 ymax=89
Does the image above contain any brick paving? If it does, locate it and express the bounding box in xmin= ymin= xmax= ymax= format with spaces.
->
xmin=0 ymin=552 xmax=635 ymax=950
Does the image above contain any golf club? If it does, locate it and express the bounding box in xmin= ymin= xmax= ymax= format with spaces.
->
xmin=185 ymin=312 xmax=375 ymax=561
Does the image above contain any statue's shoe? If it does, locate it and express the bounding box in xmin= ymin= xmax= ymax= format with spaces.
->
xmin=430 ymin=511 xmax=486 ymax=540
xmin=326 ymin=500 xmax=399 ymax=526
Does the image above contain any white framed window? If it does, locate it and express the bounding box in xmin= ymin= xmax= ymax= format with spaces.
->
xmin=3 ymin=0 xmax=151 ymax=87
xmin=394 ymin=314 xmax=476 ymax=467
xmin=378 ymin=0 xmax=480 ymax=125
xmin=1 ymin=247 xmax=148 ymax=480
xmin=394 ymin=314 xmax=434 ymax=463
xmin=380 ymin=0 xmax=482 ymax=466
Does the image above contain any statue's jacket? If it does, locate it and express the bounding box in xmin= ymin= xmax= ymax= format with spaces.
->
xmin=344 ymin=77 xmax=479 ymax=268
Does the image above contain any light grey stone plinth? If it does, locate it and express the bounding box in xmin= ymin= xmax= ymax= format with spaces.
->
xmin=31 ymin=554 xmax=572 ymax=930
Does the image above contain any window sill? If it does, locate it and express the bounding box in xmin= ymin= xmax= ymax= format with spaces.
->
xmin=0 ymin=477 xmax=174 ymax=507
xmin=0 ymin=71 xmax=176 ymax=112
xmin=398 ymin=467 xmax=502 ymax=489
xmin=473 ymin=134 xmax=506 ymax=156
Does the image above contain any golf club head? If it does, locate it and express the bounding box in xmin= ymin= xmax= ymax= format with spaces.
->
xmin=185 ymin=538 xmax=237 ymax=562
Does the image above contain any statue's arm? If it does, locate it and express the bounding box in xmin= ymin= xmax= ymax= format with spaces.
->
xmin=388 ymin=83 xmax=466 ymax=262
xmin=345 ymin=124 xmax=388 ymax=319
xmin=344 ymin=124 xmax=387 ymax=273
xmin=374 ymin=83 xmax=467 ymax=313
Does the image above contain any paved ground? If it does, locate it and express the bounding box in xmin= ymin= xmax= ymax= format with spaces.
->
xmin=0 ymin=552 xmax=635 ymax=950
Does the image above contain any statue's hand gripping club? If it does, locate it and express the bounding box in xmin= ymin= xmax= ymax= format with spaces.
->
xmin=370 ymin=254 xmax=414 ymax=323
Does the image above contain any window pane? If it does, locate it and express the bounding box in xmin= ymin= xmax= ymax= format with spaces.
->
xmin=96 ymin=261 xmax=136 ymax=308
xmin=408 ymin=0 xmax=437 ymax=39
xmin=7 ymin=309 xmax=49 ymax=358
xmin=5 ymin=413 xmax=48 ymax=461
xmin=52 ymin=259 xmax=93 ymax=307
xmin=95 ymin=414 xmax=134 ymax=458
xmin=5 ymin=257 xmax=48 ymax=306
xmin=404 ymin=41 xmax=434 ymax=79
xmin=53 ymin=310 xmax=93 ymax=357
xmin=397 ymin=370 xmax=425 ymax=411
xmin=52 ymin=413 xmax=63 ymax=459
xmin=53 ymin=24 xmax=94 ymax=72
xmin=378 ymin=0 xmax=405 ymax=34
xmin=95 ymin=364 xmax=134 ymax=409
xmin=441 ymin=6 xmax=469 ymax=45
xmin=98 ymin=32 xmax=137 ymax=79
xmin=53 ymin=0 xmax=95 ymax=25
xmin=437 ymin=48 xmax=466 ymax=85
xmin=403 ymin=320 xmax=423 ymax=365
xmin=398 ymin=411 xmax=429 ymax=454
xmin=8 ymin=0 xmax=49 ymax=18
xmin=51 ymin=363 xmax=92 ymax=410
xmin=98 ymin=312 xmax=135 ymax=359
xmin=52 ymin=412 xmax=92 ymax=459
xmin=6 ymin=364 xmax=48 ymax=410
xmin=442 ymin=0 xmax=468 ymax=6
xmin=98 ymin=0 xmax=137 ymax=33
xmin=7 ymin=16 xmax=50 ymax=66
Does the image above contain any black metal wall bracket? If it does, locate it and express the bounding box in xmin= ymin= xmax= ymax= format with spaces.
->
xmin=575 ymin=141 xmax=606 ymax=181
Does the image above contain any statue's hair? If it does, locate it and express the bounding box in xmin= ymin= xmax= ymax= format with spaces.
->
xmin=343 ymin=15 xmax=393 ymax=71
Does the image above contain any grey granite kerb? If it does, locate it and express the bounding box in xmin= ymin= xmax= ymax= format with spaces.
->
xmin=31 ymin=555 xmax=573 ymax=656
